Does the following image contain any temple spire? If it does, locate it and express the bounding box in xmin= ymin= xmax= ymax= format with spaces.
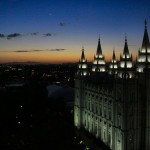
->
xmin=137 ymin=20 xmax=150 ymax=72
xmin=92 ymin=37 xmax=106 ymax=72
xmin=145 ymin=19 xmax=147 ymax=30
xmin=96 ymin=36 xmax=102 ymax=55
xmin=118 ymin=37 xmax=133 ymax=78
xmin=81 ymin=47 xmax=85 ymax=61
xmin=142 ymin=19 xmax=149 ymax=49
xmin=77 ymin=47 xmax=89 ymax=76
xmin=131 ymin=53 xmax=133 ymax=61
xmin=123 ymin=36 xmax=129 ymax=56
xmin=109 ymin=50 xmax=118 ymax=75
xmin=112 ymin=49 xmax=116 ymax=60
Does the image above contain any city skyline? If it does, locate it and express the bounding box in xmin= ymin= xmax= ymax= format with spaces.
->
xmin=0 ymin=0 xmax=150 ymax=63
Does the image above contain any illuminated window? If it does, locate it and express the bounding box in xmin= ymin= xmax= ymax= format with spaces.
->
xmin=120 ymin=62 xmax=125 ymax=68
xmin=129 ymin=73 xmax=133 ymax=78
xmin=101 ymin=68 xmax=105 ymax=72
xmin=83 ymin=72 xmax=87 ymax=76
xmin=127 ymin=62 xmax=132 ymax=68
xmin=141 ymin=49 xmax=146 ymax=53
xmin=110 ymin=65 xmax=113 ymax=68
xmin=98 ymin=60 xmax=105 ymax=64
xmin=82 ymin=59 xmax=85 ymax=62
xmin=138 ymin=67 xmax=143 ymax=72
xmin=93 ymin=60 xmax=97 ymax=64
xmin=114 ymin=65 xmax=118 ymax=68
xmin=82 ymin=64 xmax=87 ymax=69
xmin=78 ymin=64 xmax=81 ymax=68
xmin=92 ymin=68 xmax=95 ymax=72
xmin=122 ymin=54 xmax=130 ymax=58
xmin=112 ymin=60 xmax=116 ymax=63
xmin=138 ymin=56 xmax=146 ymax=62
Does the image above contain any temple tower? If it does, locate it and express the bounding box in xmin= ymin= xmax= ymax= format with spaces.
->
xmin=109 ymin=50 xmax=118 ymax=75
xmin=92 ymin=37 xmax=106 ymax=72
xmin=118 ymin=36 xmax=134 ymax=78
xmin=137 ymin=20 xmax=150 ymax=72
xmin=74 ymin=47 xmax=89 ymax=128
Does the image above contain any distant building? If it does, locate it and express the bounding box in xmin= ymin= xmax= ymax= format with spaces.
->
xmin=74 ymin=20 xmax=150 ymax=150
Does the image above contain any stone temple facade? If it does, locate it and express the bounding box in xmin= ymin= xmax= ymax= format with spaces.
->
xmin=74 ymin=20 xmax=150 ymax=150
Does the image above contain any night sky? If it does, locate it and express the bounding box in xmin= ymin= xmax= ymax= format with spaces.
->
xmin=0 ymin=0 xmax=150 ymax=63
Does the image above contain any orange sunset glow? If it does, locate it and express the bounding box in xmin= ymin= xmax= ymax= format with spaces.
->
xmin=0 ymin=0 xmax=148 ymax=64
xmin=0 ymin=45 xmax=137 ymax=63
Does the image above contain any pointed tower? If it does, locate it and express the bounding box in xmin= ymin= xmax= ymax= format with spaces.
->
xmin=92 ymin=37 xmax=106 ymax=72
xmin=109 ymin=50 xmax=118 ymax=75
xmin=118 ymin=36 xmax=134 ymax=78
xmin=76 ymin=47 xmax=89 ymax=76
xmin=74 ymin=47 xmax=89 ymax=129
xmin=137 ymin=19 xmax=150 ymax=72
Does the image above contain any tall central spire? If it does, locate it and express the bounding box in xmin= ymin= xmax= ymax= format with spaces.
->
xmin=118 ymin=36 xmax=133 ymax=78
xmin=137 ymin=19 xmax=150 ymax=72
xmin=145 ymin=19 xmax=147 ymax=30
xmin=112 ymin=49 xmax=116 ymax=61
xmin=109 ymin=50 xmax=118 ymax=75
xmin=81 ymin=46 xmax=85 ymax=61
xmin=92 ymin=37 xmax=106 ymax=72
xmin=77 ymin=47 xmax=89 ymax=76
xmin=142 ymin=19 xmax=150 ymax=49
xmin=123 ymin=36 xmax=129 ymax=57
xmin=96 ymin=37 xmax=102 ymax=55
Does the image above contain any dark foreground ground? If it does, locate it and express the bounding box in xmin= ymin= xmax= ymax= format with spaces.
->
xmin=0 ymin=82 xmax=110 ymax=150
xmin=0 ymin=82 xmax=85 ymax=150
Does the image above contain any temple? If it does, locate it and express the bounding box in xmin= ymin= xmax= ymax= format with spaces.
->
xmin=74 ymin=20 xmax=150 ymax=150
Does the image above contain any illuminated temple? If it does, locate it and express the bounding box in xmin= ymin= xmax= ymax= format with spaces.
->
xmin=74 ymin=20 xmax=150 ymax=150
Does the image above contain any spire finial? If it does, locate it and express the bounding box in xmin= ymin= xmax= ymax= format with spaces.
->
xmin=82 ymin=45 xmax=84 ymax=51
xmin=112 ymin=49 xmax=116 ymax=60
xmin=98 ymin=34 xmax=100 ymax=42
xmin=145 ymin=19 xmax=147 ymax=29
xmin=81 ymin=46 xmax=85 ymax=61
xmin=113 ymin=49 xmax=115 ymax=55
xmin=96 ymin=35 xmax=102 ymax=55
xmin=125 ymin=33 xmax=127 ymax=43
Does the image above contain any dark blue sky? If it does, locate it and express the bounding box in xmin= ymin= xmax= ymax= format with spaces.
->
xmin=0 ymin=0 xmax=150 ymax=63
